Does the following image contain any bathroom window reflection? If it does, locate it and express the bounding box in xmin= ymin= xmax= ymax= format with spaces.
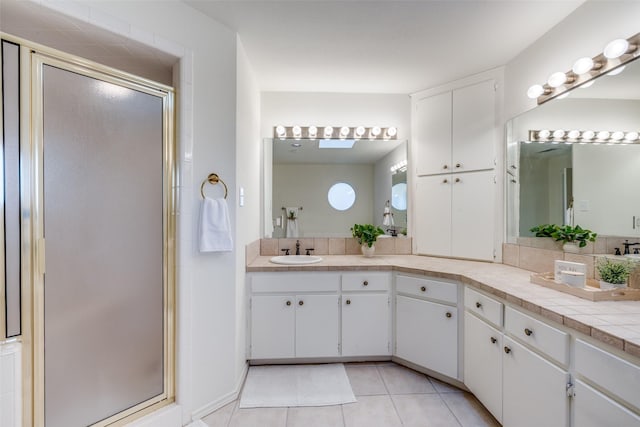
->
xmin=391 ymin=182 xmax=407 ymax=211
xmin=328 ymin=182 xmax=356 ymax=211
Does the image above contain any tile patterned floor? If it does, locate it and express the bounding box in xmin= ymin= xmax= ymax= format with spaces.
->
xmin=202 ymin=362 xmax=500 ymax=427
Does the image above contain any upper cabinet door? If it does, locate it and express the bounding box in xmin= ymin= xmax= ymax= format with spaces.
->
xmin=414 ymin=91 xmax=452 ymax=176
xmin=452 ymin=80 xmax=496 ymax=172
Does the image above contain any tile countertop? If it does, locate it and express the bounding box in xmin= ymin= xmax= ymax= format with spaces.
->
xmin=247 ymin=255 xmax=640 ymax=359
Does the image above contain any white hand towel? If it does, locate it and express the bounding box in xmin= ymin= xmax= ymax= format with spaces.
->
xmin=286 ymin=219 xmax=299 ymax=238
xmin=199 ymin=197 xmax=233 ymax=252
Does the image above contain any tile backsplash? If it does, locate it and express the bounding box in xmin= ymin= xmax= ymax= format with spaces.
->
xmin=259 ymin=237 xmax=412 ymax=257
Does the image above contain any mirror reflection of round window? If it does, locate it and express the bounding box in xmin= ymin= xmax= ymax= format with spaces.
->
xmin=327 ymin=182 xmax=356 ymax=211
xmin=391 ymin=183 xmax=407 ymax=211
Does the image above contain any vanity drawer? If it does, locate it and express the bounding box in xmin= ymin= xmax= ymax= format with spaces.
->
xmin=342 ymin=272 xmax=390 ymax=291
xmin=464 ymin=287 xmax=503 ymax=328
xmin=575 ymin=339 xmax=640 ymax=411
xmin=396 ymin=275 xmax=457 ymax=304
xmin=505 ymin=307 xmax=569 ymax=366
xmin=251 ymin=273 xmax=340 ymax=293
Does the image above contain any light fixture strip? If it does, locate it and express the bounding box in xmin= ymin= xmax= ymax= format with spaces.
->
xmin=527 ymin=32 xmax=639 ymax=105
xmin=528 ymin=129 xmax=640 ymax=144
xmin=273 ymin=126 xmax=398 ymax=140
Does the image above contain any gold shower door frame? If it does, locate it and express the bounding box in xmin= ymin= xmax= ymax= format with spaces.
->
xmin=21 ymin=42 xmax=176 ymax=427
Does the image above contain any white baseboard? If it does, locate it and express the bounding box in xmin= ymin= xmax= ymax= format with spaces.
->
xmin=191 ymin=362 xmax=248 ymax=420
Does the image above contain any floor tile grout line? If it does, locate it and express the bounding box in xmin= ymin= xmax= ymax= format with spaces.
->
xmin=439 ymin=394 xmax=465 ymax=427
xmin=375 ymin=364 xmax=393 ymax=396
xmin=340 ymin=403 xmax=347 ymax=427
xmin=387 ymin=393 xmax=406 ymax=426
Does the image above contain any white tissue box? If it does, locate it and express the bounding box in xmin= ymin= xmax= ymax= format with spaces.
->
xmin=554 ymin=260 xmax=587 ymax=281
xmin=558 ymin=270 xmax=586 ymax=288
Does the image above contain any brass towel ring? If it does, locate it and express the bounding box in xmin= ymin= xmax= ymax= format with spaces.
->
xmin=200 ymin=173 xmax=228 ymax=199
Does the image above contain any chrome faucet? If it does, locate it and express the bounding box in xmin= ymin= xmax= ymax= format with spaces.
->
xmin=295 ymin=240 xmax=301 ymax=255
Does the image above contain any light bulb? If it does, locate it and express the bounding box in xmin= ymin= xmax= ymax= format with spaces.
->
xmin=527 ymin=84 xmax=545 ymax=99
xmin=276 ymin=125 xmax=286 ymax=138
xmin=355 ymin=126 xmax=365 ymax=138
xmin=386 ymin=127 xmax=398 ymax=138
xmin=308 ymin=126 xmax=317 ymax=138
xmin=607 ymin=66 xmax=626 ymax=76
xmin=538 ymin=129 xmax=551 ymax=139
xmin=371 ymin=126 xmax=381 ymax=137
xmin=597 ymin=131 xmax=610 ymax=140
xmin=324 ymin=126 xmax=333 ymax=138
xmin=604 ymin=39 xmax=630 ymax=59
xmin=568 ymin=130 xmax=581 ymax=139
xmin=611 ymin=131 xmax=624 ymax=141
xmin=580 ymin=80 xmax=595 ymax=89
xmin=548 ymin=72 xmax=568 ymax=88
xmin=582 ymin=130 xmax=595 ymax=140
xmin=553 ymin=130 xmax=566 ymax=139
xmin=339 ymin=126 xmax=350 ymax=138
xmin=624 ymin=131 xmax=639 ymax=142
xmin=292 ymin=125 xmax=302 ymax=139
xmin=572 ymin=57 xmax=594 ymax=75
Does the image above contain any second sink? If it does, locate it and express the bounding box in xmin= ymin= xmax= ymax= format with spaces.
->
xmin=270 ymin=255 xmax=323 ymax=265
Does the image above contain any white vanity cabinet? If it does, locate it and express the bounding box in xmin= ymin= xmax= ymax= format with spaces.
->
xmin=249 ymin=273 xmax=340 ymax=359
xmin=395 ymin=275 xmax=459 ymax=378
xmin=341 ymin=273 xmax=391 ymax=357
xmin=415 ymin=170 xmax=496 ymax=261
xmin=414 ymin=79 xmax=497 ymax=176
xmin=573 ymin=380 xmax=640 ymax=427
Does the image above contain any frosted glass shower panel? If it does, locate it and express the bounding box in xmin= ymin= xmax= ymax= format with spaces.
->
xmin=42 ymin=65 xmax=164 ymax=427
xmin=1 ymin=40 xmax=22 ymax=338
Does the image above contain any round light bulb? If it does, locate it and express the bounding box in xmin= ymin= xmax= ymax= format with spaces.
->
xmin=276 ymin=125 xmax=286 ymax=137
xmin=527 ymin=84 xmax=545 ymax=99
xmin=355 ymin=126 xmax=365 ymax=137
xmin=580 ymin=80 xmax=595 ymax=89
xmin=572 ymin=57 xmax=594 ymax=75
xmin=568 ymin=130 xmax=581 ymax=139
xmin=339 ymin=126 xmax=350 ymax=137
xmin=386 ymin=127 xmax=398 ymax=137
xmin=371 ymin=126 xmax=381 ymax=137
xmin=548 ymin=72 xmax=568 ymax=88
xmin=324 ymin=126 xmax=333 ymax=138
xmin=582 ymin=130 xmax=595 ymax=140
xmin=538 ymin=129 xmax=551 ymax=139
xmin=607 ymin=65 xmax=626 ymax=76
xmin=611 ymin=131 xmax=624 ymax=141
xmin=553 ymin=130 xmax=566 ymax=139
xmin=624 ymin=131 xmax=639 ymax=142
xmin=604 ymin=39 xmax=630 ymax=59
xmin=597 ymin=131 xmax=610 ymax=140
xmin=308 ymin=126 xmax=317 ymax=138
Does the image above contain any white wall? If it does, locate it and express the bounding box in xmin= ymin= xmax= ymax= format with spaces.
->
xmin=234 ymin=38 xmax=261 ymax=382
xmin=272 ymin=164 xmax=373 ymax=237
xmin=31 ymin=1 xmax=244 ymax=424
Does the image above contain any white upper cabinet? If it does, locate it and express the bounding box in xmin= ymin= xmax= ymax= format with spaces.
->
xmin=414 ymin=79 xmax=496 ymax=176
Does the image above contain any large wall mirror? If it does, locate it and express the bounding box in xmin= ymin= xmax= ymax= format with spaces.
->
xmin=506 ymin=56 xmax=640 ymax=242
xmin=263 ymin=137 xmax=407 ymax=238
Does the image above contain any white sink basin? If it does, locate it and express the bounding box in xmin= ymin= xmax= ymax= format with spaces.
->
xmin=269 ymin=255 xmax=323 ymax=265
xmin=625 ymin=254 xmax=640 ymax=259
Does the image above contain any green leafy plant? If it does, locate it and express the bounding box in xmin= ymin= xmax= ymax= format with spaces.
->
xmin=597 ymin=258 xmax=637 ymax=285
xmin=550 ymin=225 xmax=597 ymax=248
xmin=351 ymin=224 xmax=385 ymax=248
xmin=530 ymin=224 xmax=560 ymax=238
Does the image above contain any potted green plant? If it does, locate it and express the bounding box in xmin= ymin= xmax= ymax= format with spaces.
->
xmin=351 ymin=224 xmax=385 ymax=257
xmin=529 ymin=224 xmax=559 ymax=238
xmin=596 ymin=258 xmax=637 ymax=289
xmin=550 ymin=225 xmax=597 ymax=253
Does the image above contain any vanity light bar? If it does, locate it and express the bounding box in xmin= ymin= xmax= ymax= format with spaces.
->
xmin=273 ymin=125 xmax=398 ymax=141
xmin=528 ymin=129 xmax=640 ymax=145
xmin=390 ymin=159 xmax=408 ymax=173
xmin=527 ymin=32 xmax=640 ymax=105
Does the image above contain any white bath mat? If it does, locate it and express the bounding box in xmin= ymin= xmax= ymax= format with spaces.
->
xmin=239 ymin=363 xmax=356 ymax=408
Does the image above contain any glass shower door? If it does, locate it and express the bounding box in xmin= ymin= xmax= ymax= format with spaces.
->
xmin=32 ymin=53 xmax=174 ymax=427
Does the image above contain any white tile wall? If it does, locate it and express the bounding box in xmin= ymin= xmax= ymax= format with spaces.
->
xmin=0 ymin=341 xmax=21 ymax=427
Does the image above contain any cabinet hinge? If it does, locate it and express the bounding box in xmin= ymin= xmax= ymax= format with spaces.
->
xmin=388 ymin=341 xmax=391 ymax=352
xmin=494 ymin=83 xmax=499 ymax=91
xmin=493 ymin=250 xmax=497 ymax=259
xmin=493 ymin=175 xmax=497 ymax=184
xmin=249 ymin=298 xmax=252 ymax=309
xmin=338 ymin=343 xmax=341 ymax=353
xmin=566 ymin=382 xmax=575 ymax=398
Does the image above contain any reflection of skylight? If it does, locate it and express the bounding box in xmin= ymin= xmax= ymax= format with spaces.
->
xmin=318 ymin=139 xmax=356 ymax=149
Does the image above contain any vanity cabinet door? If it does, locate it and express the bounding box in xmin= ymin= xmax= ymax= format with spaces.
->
xmin=295 ymin=295 xmax=340 ymax=358
xmin=464 ymin=312 xmax=503 ymax=423
xmin=250 ymin=295 xmax=295 ymax=359
xmin=502 ymin=337 xmax=570 ymax=427
xmin=342 ymin=294 xmax=390 ymax=357
xmin=414 ymin=91 xmax=452 ymax=176
xmin=395 ymin=295 xmax=458 ymax=378
xmin=573 ymin=380 xmax=640 ymax=427
xmin=414 ymin=175 xmax=452 ymax=257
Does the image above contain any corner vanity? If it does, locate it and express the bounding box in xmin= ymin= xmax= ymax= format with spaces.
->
xmin=245 ymin=254 xmax=640 ymax=427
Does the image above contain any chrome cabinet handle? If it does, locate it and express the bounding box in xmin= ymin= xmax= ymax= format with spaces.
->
xmin=490 ymin=337 xmax=497 ymax=344
xmin=346 ymin=299 xmax=351 ymax=305
xmin=475 ymin=302 xmax=482 ymax=308
xmin=286 ymin=300 xmax=292 ymax=306
xmin=363 ymin=281 xmax=368 ymax=286
xmin=445 ymin=312 xmax=452 ymax=318
xmin=504 ymin=346 xmax=511 ymax=354
xmin=524 ymin=328 xmax=533 ymax=336
xmin=420 ymin=286 xmax=426 ymax=292
xmin=298 ymin=300 xmax=304 ymax=306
